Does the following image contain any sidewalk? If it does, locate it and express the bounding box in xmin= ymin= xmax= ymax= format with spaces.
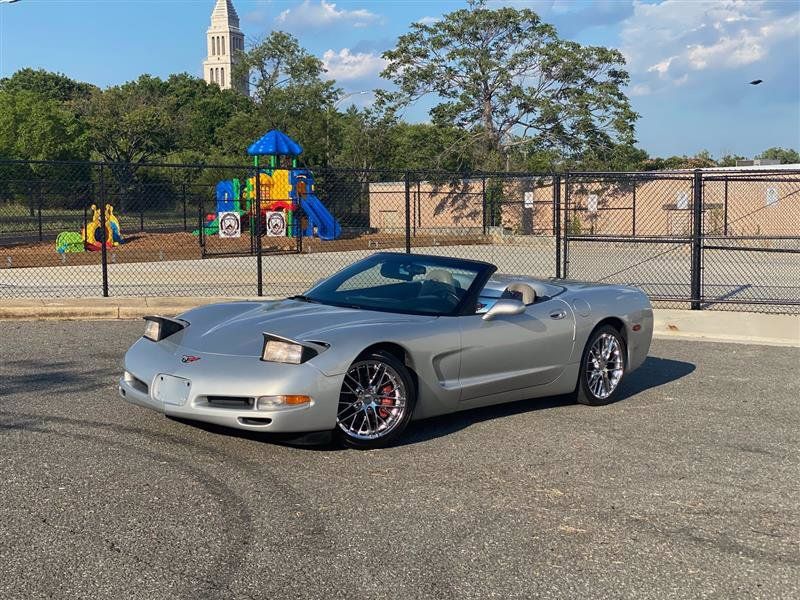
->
xmin=1 ymin=297 xmax=798 ymax=347
xmin=0 ymin=297 xmax=267 ymax=321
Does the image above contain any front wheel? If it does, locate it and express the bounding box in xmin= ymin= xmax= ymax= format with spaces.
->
xmin=334 ymin=351 xmax=415 ymax=449
xmin=573 ymin=325 xmax=627 ymax=406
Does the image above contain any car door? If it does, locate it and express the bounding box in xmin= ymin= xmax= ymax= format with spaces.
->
xmin=457 ymin=297 xmax=575 ymax=402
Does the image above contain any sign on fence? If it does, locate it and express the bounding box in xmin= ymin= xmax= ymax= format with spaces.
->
xmin=266 ymin=211 xmax=287 ymax=237
xmin=219 ymin=212 xmax=241 ymax=238
xmin=523 ymin=191 xmax=534 ymax=208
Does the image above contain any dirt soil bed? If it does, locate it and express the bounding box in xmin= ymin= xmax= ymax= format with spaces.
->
xmin=1 ymin=231 xmax=493 ymax=269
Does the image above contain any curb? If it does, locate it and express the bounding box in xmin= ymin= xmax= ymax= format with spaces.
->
xmin=652 ymin=309 xmax=800 ymax=348
xmin=0 ymin=297 xmax=265 ymax=322
xmin=1 ymin=298 xmax=798 ymax=348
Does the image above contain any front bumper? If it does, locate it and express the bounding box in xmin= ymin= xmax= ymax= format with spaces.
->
xmin=119 ymin=337 xmax=343 ymax=433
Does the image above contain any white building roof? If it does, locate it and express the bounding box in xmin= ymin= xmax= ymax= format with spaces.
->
xmin=211 ymin=0 xmax=240 ymax=30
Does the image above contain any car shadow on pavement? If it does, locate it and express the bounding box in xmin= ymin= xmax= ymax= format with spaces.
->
xmin=615 ymin=356 xmax=696 ymax=401
xmin=398 ymin=356 xmax=696 ymax=447
xmin=0 ymin=359 xmax=111 ymax=397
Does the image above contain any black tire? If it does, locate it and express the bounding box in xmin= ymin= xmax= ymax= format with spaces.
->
xmin=334 ymin=350 xmax=416 ymax=449
xmin=573 ymin=325 xmax=627 ymax=406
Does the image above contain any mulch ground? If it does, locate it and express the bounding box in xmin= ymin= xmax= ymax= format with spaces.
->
xmin=0 ymin=230 xmax=491 ymax=269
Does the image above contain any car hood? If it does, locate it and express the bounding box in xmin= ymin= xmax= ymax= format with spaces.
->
xmin=171 ymin=299 xmax=437 ymax=357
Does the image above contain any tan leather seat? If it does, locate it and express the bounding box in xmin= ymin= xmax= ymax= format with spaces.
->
xmin=502 ymin=283 xmax=536 ymax=305
xmin=424 ymin=269 xmax=456 ymax=286
xmin=420 ymin=269 xmax=458 ymax=297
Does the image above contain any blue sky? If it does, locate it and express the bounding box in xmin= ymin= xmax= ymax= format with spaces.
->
xmin=1 ymin=0 xmax=798 ymax=157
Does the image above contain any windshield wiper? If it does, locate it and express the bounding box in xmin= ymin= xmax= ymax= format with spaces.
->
xmin=288 ymin=295 xmax=320 ymax=304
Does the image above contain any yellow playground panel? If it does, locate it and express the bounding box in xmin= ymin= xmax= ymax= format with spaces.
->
xmin=243 ymin=169 xmax=293 ymax=201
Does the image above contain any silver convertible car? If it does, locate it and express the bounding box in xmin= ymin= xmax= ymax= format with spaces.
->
xmin=120 ymin=253 xmax=653 ymax=448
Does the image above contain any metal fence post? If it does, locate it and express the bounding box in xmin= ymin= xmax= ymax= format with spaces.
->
xmin=198 ymin=198 xmax=205 ymax=255
xmin=404 ymin=171 xmax=411 ymax=254
xmin=691 ymin=169 xmax=703 ymax=310
xmin=37 ymin=183 xmax=43 ymax=242
xmin=481 ymin=175 xmax=488 ymax=235
xmin=182 ymin=183 xmax=188 ymax=232
xmin=99 ymin=164 xmax=109 ymax=297
xmin=255 ymin=166 xmax=263 ymax=296
xmin=563 ymin=173 xmax=570 ymax=279
xmin=723 ymin=178 xmax=728 ymax=236
xmin=631 ymin=179 xmax=637 ymax=237
xmin=416 ymin=179 xmax=421 ymax=236
xmin=554 ymin=174 xmax=562 ymax=278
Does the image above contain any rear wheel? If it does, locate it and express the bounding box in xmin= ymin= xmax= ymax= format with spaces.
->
xmin=334 ymin=351 xmax=415 ymax=449
xmin=574 ymin=325 xmax=626 ymax=406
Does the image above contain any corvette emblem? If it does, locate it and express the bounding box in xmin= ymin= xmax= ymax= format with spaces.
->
xmin=181 ymin=355 xmax=201 ymax=364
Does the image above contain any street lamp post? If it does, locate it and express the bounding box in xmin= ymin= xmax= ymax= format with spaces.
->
xmin=326 ymin=90 xmax=369 ymax=166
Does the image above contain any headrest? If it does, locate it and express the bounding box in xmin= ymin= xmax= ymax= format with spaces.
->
xmin=424 ymin=269 xmax=455 ymax=286
xmin=502 ymin=283 xmax=536 ymax=305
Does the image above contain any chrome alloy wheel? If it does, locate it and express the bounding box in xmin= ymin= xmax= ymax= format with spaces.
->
xmin=586 ymin=333 xmax=624 ymax=400
xmin=337 ymin=360 xmax=408 ymax=441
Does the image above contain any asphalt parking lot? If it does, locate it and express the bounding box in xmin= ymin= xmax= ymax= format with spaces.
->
xmin=1 ymin=321 xmax=798 ymax=599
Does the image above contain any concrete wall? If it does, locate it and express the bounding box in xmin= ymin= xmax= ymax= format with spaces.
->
xmin=368 ymin=180 xmax=484 ymax=234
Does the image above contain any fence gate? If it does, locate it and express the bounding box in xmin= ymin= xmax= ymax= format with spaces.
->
xmin=563 ymin=172 xmax=698 ymax=307
xmin=700 ymin=171 xmax=800 ymax=312
xmin=199 ymin=169 xmax=301 ymax=261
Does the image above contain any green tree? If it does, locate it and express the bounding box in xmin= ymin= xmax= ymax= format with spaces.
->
xmin=163 ymin=73 xmax=254 ymax=157
xmin=642 ymin=152 xmax=717 ymax=171
xmin=384 ymin=122 xmax=481 ymax=172
xmin=718 ymin=153 xmax=745 ymax=167
xmin=0 ymin=90 xmax=87 ymax=162
xmin=78 ymin=76 xmax=176 ymax=210
xmin=381 ymin=0 xmax=637 ymax=168
xmin=234 ymin=31 xmax=339 ymax=165
xmin=326 ymin=106 xmax=395 ymax=171
xmin=0 ymin=68 xmax=95 ymax=103
xmin=0 ymin=89 xmax=90 ymax=210
xmin=756 ymin=147 xmax=800 ymax=164
xmin=80 ymin=75 xmax=174 ymax=164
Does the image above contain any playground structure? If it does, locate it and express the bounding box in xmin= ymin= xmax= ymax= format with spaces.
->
xmin=194 ymin=129 xmax=341 ymax=243
xmin=56 ymin=204 xmax=123 ymax=253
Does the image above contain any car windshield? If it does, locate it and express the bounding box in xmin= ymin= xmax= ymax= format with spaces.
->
xmin=300 ymin=253 xmax=495 ymax=316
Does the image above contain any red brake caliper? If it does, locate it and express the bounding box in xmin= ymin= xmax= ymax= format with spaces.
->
xmin=378 ymin=384 xmax=394 ymax=419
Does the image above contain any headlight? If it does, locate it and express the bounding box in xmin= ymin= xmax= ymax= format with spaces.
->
xmin=144 ymin=320 xmax=161 ymax=342
xmin=257 ymin=395 xmax=311 ymax=410
xmin=262 ymin=339 xmax=304 ymax=364
xmin=260 ymin=334 xmax=327 ymax=364
xmin=143 ymin=316 xmax=187 ymax=342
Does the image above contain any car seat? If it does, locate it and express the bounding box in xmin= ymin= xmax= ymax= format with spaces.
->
xmin=501 ymin=283 xmax=537 ymax=305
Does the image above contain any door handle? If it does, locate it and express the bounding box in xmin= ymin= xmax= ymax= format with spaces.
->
xmin=549 ymin=310 xmax=567 ymax=320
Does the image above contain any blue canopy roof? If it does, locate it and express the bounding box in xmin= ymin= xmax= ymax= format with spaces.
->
xmin=247 ymin=129 xmax=303 ymax=157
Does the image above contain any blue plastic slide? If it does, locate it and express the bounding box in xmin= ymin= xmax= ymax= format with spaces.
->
xmin=301 ymin=193 xmax=342 ymax=240
xmin=110 ymin=222 xmax=123 ymax=244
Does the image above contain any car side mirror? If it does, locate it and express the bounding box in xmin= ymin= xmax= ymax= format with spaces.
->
xmin=482 ymin=298 xmax=526 ymax=321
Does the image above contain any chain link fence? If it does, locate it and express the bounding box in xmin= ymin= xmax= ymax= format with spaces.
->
xmin=0 ymin=159 xmax=797 ymax=313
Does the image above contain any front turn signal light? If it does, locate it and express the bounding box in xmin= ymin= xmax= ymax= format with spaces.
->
xmin=257 ymin=395 xmax=311 ymax=410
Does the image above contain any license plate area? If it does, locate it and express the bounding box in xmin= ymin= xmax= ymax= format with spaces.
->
xmin=152 ymin=374 xmax=191 ymax=406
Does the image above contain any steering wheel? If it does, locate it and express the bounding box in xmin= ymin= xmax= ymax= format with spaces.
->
xmin=432 ymin=287 xmax=461 ymax=307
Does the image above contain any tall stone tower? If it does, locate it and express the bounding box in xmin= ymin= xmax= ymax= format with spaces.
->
xmin=203 ymin=0 xmax=248 ymax=95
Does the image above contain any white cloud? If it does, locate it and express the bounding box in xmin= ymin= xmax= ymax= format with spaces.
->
xmin=322 ymin=48 xmax=387 ymax=82
xmin=416 ymin=16 xmax=440 ymax=25
xmin=647 ymin=56 xmax=677 ymax=77
xmin=621 ymin=0 xmax=800 ymax=94
xmin=276 ymin=1 xmax=381 ymax=30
